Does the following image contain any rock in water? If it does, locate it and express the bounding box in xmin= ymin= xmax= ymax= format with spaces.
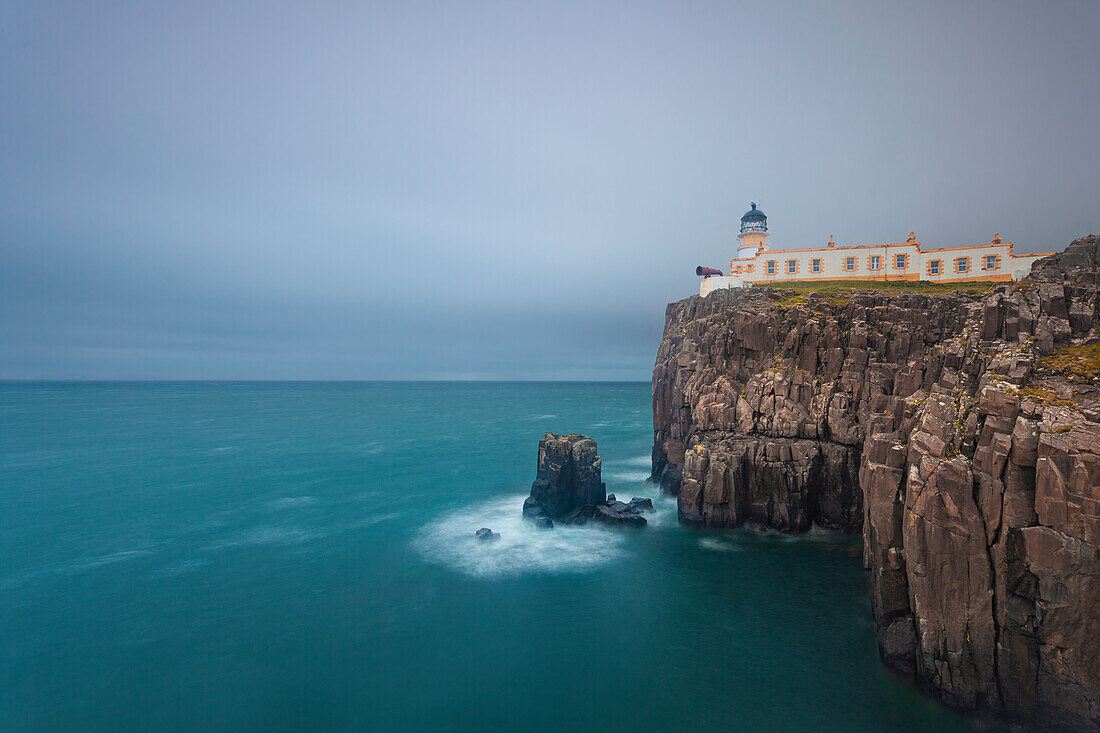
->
xmin=522 ymin=432 xmax=653 ymax=528
xmin=594 ymin=502 xmax=647 ymax=527
xmin=474 ymin=528 xmax=500 ymax=541
xmin=525 ymin=433 xmax=606 ymax=520
xmin=559 ymin=506 xmax=593 ymax=526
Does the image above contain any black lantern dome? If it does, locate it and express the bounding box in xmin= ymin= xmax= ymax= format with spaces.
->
xmin=740 ymin=202 xmax=767 ymax=233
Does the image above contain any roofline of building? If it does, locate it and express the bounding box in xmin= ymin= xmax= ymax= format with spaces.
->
xmin=729 ymin=240 xmax=1054 ymax=262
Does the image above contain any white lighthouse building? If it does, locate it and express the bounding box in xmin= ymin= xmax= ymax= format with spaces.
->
xmin=699 ymin=203 xmax=1054 ymax=297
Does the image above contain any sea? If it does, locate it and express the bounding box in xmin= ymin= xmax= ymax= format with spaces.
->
xmin=0 ymin=382 xmax=979 ymax=732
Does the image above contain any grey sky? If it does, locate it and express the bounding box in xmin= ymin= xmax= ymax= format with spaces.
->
xmin=2 ymin=0 xmax=1097 ymax=380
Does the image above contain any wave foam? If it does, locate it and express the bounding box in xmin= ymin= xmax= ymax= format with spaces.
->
xmin=698 ymin=536 xmax=743 ymax=553
xmin=604 ymin=454 xmax=655 ymax=485
xmin=413 ymin=494 xmax=628 ymax=578
xmin=267 ymin=496 xmax=318 ymax=510
xmin=204 ymin=525 xmax=324 ymax=551
xmin=605 ymin=469 xmax=652 ymax=483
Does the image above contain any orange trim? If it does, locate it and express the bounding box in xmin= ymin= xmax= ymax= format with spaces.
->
xmin=748 ymin=241 xmax=1011 ymax=255
xmin=867 ymin=253 xmax=884 ymax=272
xmin=927 ymin=258 xmax=943 ymax=276
xmin=784 ymin=257 xmax=800 ymax=275
xmin=810 ymin=257 xmax=823 ymax=274
xmin=731 ymin=242 xmax=1052 ymax=259
xmin=922 ymin=243 xmax=1003 ymax=252
xmin=843 ymin=255 xmax=858 ymax=272
xmin=742 ymin=272 xmax=1012 ymax=285
xmin=745 ymin=273 xmax=922 ymax=284
xmin=893 ymin=252 xmax=910 ymax=270
xmin=764 ymin=259 xmax=777 ymax=276
xmin=953 ymin=256 xmax=973 ymax=275
xmin=981 ymin=254 xmax=1001 ymax=271
xmin=741 ymin=242 xmax=914 ymax=255
xmin=939 ymin=273 xmax=1011 ymax=282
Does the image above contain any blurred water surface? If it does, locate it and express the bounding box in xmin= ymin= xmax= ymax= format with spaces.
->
xmin=0 ymin=382 xmax=976 ymax=732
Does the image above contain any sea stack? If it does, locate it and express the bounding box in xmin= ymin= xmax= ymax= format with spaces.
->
xmin=523 ymin=433 xmax=605 ymax=521
xmin=523 ymin=432 xmax=651 ymax=527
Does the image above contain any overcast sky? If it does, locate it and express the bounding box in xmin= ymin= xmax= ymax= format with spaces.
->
xmin=2 ymin=0 xmax=1098 ymax=380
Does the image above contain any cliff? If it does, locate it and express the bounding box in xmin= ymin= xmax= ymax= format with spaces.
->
xmin=651 ymin=235 xmax=1100 ymax=729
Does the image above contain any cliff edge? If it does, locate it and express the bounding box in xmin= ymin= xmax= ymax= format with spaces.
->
xmin=651 ymin=235 xmax=1100 ymax=729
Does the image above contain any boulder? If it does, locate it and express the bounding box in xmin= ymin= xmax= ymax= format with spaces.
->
xmin=594 ymin=502 xmax=647 ymax=527
xmin=474 ymin=528 xmax=500 ymax=542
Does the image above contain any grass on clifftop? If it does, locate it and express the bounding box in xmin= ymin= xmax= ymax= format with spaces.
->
xmin=756 ymin=279 xmax=996 ymax=306
xmin=1040 ymin=343 xmax=1100 ymax=383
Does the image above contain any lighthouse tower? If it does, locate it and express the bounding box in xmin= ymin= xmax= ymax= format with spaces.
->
xmin=736 ymin=202 xmax=769 ymax=258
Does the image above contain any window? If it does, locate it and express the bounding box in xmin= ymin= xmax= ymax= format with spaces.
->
xmin=896 ymin=253 xmax=906 ymax=269
xmin=845 ymin=257 xmax=856 ymax=271
xmin=957 ymin=257 xmax=969 ymax=273
xmin=929 ymin=259 xmax=941 ymax=275
xmin=766 ymin=260 xmax=776 ymax=275
xmin=985 ymin=255 xmax=997 ymax=270
xmin=811 ymin=258 xmax=822 ymax=273
xmin=870 ymin=255 xmax=881 ymax=270
xmin=787 ymin=259 xmax=797 ymax=274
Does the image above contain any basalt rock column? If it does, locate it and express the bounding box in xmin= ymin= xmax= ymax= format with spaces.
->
xmin=523 ymin=433 xmax=606 ymax=521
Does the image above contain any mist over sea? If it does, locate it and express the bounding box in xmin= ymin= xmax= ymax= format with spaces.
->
xmin=1 ymin=382 xmax=976 ymax=731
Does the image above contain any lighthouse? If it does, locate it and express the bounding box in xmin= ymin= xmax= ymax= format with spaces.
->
xmin=736 ymin=202 xmax=769 ymax=258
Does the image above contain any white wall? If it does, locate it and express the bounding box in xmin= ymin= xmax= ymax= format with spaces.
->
xmin=698 ymin=275 xmax=745 ymax=297
xmin=733 ymin=242 xmax=1046 ymax=285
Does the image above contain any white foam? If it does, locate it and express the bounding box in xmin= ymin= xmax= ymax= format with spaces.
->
xmin=267 ymin=496 xmax=318 ymax=510
xmin=413 ymin=494 xmax=628 ymax=578
xmin=159 ymin=557 xmax=210 ymax=576
xmin=603 ymin=455 xmax=655 ymax=485
xmin=204 ymin=524 xmax=324 ymax=551
xmin=66 ymin=549 xmax=155 ymax=571
xmin=605 ymin=469 xmax=652 ymax=483
xmin=1 ymin=549 xmax=156 ymax=590
xmin=698 ymin=536 xmax=742 ymax=553
xmin=641 ymin=492 xmax=679 ymax=527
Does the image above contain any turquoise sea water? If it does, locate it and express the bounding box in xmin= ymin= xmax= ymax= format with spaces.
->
xmin=1 ymin=382 xmax=977 ymax=732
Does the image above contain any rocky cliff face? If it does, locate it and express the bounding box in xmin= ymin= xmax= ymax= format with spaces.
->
xmin=652 ymin=236 xmax=1100 ymax=729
